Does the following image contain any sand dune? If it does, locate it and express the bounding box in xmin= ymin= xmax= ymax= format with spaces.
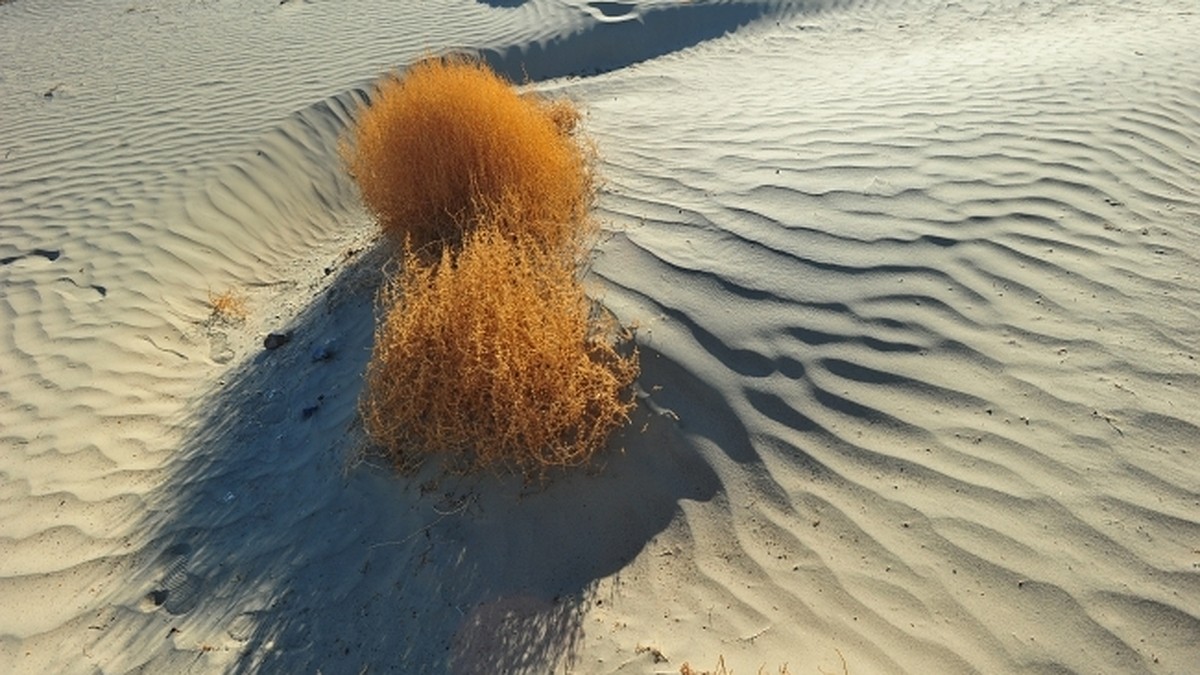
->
xmin=580 ymin=6 xmax=1200 ymax=671
xmin=1 ymin=0 xmax=1198 ymax=673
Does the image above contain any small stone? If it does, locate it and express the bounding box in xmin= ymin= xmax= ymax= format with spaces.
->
xmin=147 ymin=589 xmax=167 ymax=607
xmin=264 ymin=332 xmax=291 ymax=350
xmin=301 ymin=405 xmax=320 ymax=420
xmin=310 ymin=339 xmax=336 ymax=362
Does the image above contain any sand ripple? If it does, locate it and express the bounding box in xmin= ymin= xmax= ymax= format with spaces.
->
xmin=2 ymin=0 xmax=1198 ymax=673
xmin=579 ymin=3 xmax=1200 ymax=671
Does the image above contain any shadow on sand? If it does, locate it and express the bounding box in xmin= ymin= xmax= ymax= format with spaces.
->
xmin=131 ymin=240 xmax=739 ymax=673
xmin=480 ymin=1 xmax=787 ymax=82
xmin=123 ymin=10 xmax=807 ymax=668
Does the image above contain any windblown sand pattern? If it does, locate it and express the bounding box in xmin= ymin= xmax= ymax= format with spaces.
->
xmin=1 ymin=0 xmax=1197 ymax=673
xmin=581 ymin=4 xmax=1200 ymax=671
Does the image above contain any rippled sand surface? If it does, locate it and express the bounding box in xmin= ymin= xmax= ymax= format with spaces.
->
xmin=1 ymin=0 xmax=1197 ymax=672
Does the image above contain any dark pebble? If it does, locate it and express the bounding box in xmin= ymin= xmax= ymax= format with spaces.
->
xmin=264 ymin=332 xmax=291 ymax=350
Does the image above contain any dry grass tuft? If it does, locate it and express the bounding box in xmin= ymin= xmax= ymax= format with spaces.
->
xmin=350 ymin=55 xmax=636 ymax=478
xmin=207 ymin=288 xmax=248 ymax=322
xmin=343 ymin=56 xmax=594 ymax=254
xmin=360 ymin=226 xmax=638 ymax=478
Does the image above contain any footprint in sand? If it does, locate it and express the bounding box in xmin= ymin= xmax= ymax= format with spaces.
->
xmin=139 ymin=542 xmax=204 ymax=615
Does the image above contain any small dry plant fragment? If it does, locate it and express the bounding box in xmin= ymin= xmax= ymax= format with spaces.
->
xmin=343 ymin=55 xmax=594 ymax=255
xmin=360 ymin=226 xmax=638 ymax=478
xmin=207 ymin=288 xmax=248 ymax=323
xmin=680 ymin=656 xmax=793 ymax=675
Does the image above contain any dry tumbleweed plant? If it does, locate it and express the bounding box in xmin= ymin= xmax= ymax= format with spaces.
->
xmin=343 ymin=55 xmax=595 ymax=256
xmin=360 ymin=227 xmax=637 ymax=478
xmin=349 ymin=56 xmax=637 ymax=478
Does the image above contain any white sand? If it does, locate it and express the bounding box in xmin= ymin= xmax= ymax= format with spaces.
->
xmin=2 ymin=0 xmax=1198 ymax=673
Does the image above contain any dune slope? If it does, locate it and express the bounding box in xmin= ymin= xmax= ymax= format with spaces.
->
xmin=0 ymin=0 xmax=1197 ymax=673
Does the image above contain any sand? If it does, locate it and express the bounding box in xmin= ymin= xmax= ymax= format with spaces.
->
xmin=2 ymin=0 xmax=1198 ymax=672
